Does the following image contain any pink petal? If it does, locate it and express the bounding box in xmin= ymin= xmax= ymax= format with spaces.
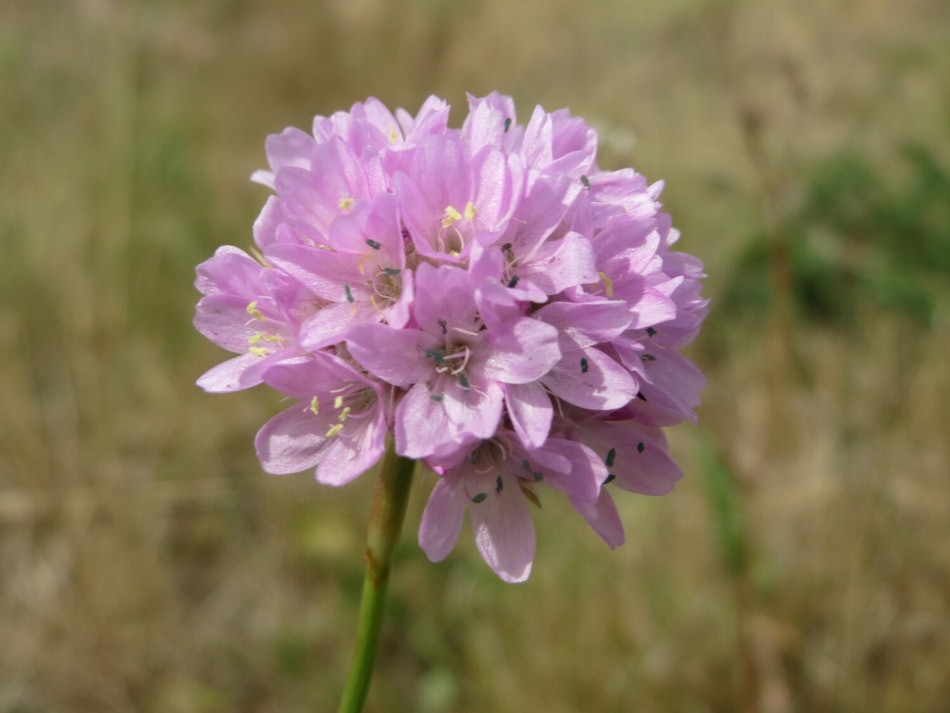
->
xmin=571 ymin=490 xmax=625 ymax=548
xmin=441 ymin=379 xmax=504 ymax=440
xmin=316 ymin=417 xmax=385 ymax=486
xmin=346 ymin=324 xmax=436 ymax=387
xmin=255 ymin=406 xmax=328 ymax=475
xmin=196 ymin=353 xmax=267 ymax=393
xmin=395 ymin=383 xmax=458 ymax=459
xmin=505 ymin=382 xmax=553 ymax=449
xmin=470 ymin=478 xmax=536 ymax=583
xmin=419 ymin=478 xmax=469 ymax=562
xmin=544 ymin=348 xmax=638 ymax=410
xmin=481 ymin=317 xmax=560 ymax=384
xmin=519 ymin=232 xmax=598 ymax=295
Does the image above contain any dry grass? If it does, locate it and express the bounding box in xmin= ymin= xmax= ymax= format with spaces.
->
xmin=1 ymin=0 xmax=948 ymax=711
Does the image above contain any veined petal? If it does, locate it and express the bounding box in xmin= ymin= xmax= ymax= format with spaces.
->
xmin=255 ymin=405 xmax=329 ymax=475
xmin=298 ymin=302 xmax=365 ymax=351
xmin=481 ymin=317 xmax=560 ymax=384
xmin=518 ymin=232 xmax=598 ymax=295
xmin=197 ymin=352 xmax=274 ymax=393
xmin=505 ymin=382 xmax=553 ymax=449
xmin=194 ymin=293 xmax=262 ymax=353
xmin=574 ymin=419 xmax=682 ymax=495
xmin=441 ymin=379 xmax=504 ymax=440
xmin=419 ymin=477 xmax=469 ymax=562
xmin=263 ymin=126 xmax=315 ymax=174
xmin=635 ymin=349 xmax=706 ymax=424
xmin=261 ymin=354 xmax=362 ymax=398
xmin=571 ymin=490 xmax=625 ymax=548
xmin=533 ymin=438 xmax=604 ymax=502
xmin=470 ymin=476 xmax=536 ymax=583
xmin=315 ymin=413 xmax=386 ymax=486
xmin=544 ymin=348 xmax=638 ymax=410
xmin=536 ymin=299 xmax=633 ymax=347
xmin=347 ymin=324 xmax=436 ymax=387
xmin=395 ymin=383 xmax=459 ymax=459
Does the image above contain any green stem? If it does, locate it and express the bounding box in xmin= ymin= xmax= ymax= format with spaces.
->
xmin=336 ymin=442 xmax=415 ymax=713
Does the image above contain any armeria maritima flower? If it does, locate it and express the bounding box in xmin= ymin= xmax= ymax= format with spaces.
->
xmin=195 ymin=93 xmax=708 ymax=582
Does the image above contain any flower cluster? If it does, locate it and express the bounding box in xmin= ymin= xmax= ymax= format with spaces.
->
xmin=194 ymin=93 xmax=707 ymax=582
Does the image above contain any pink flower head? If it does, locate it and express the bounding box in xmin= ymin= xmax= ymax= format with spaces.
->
xmin=194 ymin=93 xmax=708 ymax=582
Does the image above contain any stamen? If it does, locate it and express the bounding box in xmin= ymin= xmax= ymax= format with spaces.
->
xmin=339 ymin=197 xmax=354 ymax=211
xmin=326 ymin=423 xmax=344 ymax=438
xmin=424 ymin=349 xmax=446 ymax=367
xmin=246 ymin=301 xmax=265 ymax=321
xmin=451 ymin=326 xmax=481 ymax=338
xmin=637 ymin=441 xmax=645 ymax=453
xmin=344 ymin=284 xmax=355 ymax=304
xmin=504 ymin=117 xmax=512 ymax=133
xmin=598 ymin=271 xmax=614 ymax=298
xmin=472 ymin=492 xmax=487 ymax=504
xmin=309 ymin=396 xmax=320 ymax=415
xmin=365 ymin=238 xmax=381 ymax=250
xmin=453 ymin=346 xmax=472 ymax=374
xmin=441 ymin=205 xmax=463 ymax=228
xmin=605 ymin=447 xmax=616 ymax=467
xmin=580 ymin=357 xmax=589 ymax=373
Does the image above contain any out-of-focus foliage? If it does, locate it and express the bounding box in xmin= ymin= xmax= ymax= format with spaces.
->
xmin=723 ymin=144 xmax=950 ymax=327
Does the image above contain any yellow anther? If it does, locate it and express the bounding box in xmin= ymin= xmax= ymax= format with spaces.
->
xmin=463 ymin=202 xmax=476 ymax=221
xmin=309 ymin=396 xmax=320 ymax=415
xmin=339 ymin=197 xmax=354 ymax=211
xmin=248 ymin=346 xmax=269 ymax=357
xmin=333 ymin=395 xmax=345 ymax=410
xmin=388 ymin=126 xmax=400 ymax=143
xmin=263 ymin=334 xmax=283 ymax=343
xmin=248 ymin=332 xmax=264 ymax=344
xmin=246 ymin=301 xmax=265 ymax=321
xmin=325 ymin=423 xmax=344 ymax=438
xmin=338 ymin=406 xmax=351 ymax=422
xmin=441 ymin=206 xmax=463 ymax=228
xmin=598 ymin=271 xmax=614 ymax=298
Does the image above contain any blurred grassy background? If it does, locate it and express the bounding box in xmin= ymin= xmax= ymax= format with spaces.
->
xmin=1 ymin=0 xmax=948 ymax=711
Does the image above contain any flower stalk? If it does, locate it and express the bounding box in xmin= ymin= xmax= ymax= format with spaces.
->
xmin=337 ymin=442 xmax=415 ymax=713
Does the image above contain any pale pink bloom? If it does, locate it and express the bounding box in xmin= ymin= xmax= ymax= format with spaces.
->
xmin=195 ymin=93 xmax=708 ymax=581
